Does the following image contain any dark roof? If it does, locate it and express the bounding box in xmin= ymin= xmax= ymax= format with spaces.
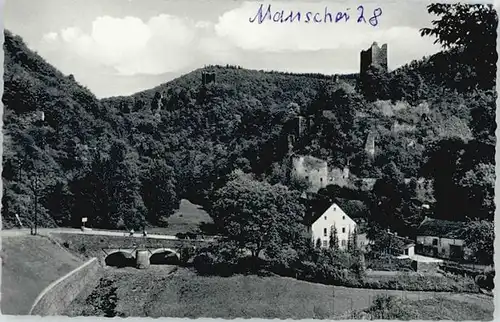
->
xmin=417 ymin=217 xmax=466 ymax=239
xmin=303 ymin=203 xmax=346 ymax=226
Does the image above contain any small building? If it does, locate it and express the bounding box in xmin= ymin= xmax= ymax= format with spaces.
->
xmin=304 ymin=203 xmax=357 ymax=249
xmin=416 ymin=217 xmax=468 ymax=260
xmin=403 ymin=243 xmax=415 ymax=257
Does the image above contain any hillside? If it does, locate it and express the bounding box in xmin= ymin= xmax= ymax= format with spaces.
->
xmin=2 ymin=15 xmax=496 ymax=236
xmin=1 ymin=235 xmax=83 ymax=314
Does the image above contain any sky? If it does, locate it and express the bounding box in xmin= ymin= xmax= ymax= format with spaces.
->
xmin=4 ymin=0 xmax=442 ymax=98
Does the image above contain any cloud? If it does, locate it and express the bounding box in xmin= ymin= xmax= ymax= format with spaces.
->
xmin=40 ymin=14 xmax=202 ymax=75
xmin=35 ymin=0 xmax=441 ymax=96
xmin=213 ymin=1 xmax=440 ymax=58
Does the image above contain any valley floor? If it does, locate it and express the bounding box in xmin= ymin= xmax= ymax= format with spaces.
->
xmin=64 ymin=266 xmax=494 ymax=319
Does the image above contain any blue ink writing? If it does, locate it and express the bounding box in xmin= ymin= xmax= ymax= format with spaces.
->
xmin=336 ymin=11 xmax=350 ymax=23
xmin=357 ymin=5 xmax=366 ymax=23
xmin=369 ymin=8 xmax=382 ymax=26
xmin=249 ymin=4 xmax=380 ymax=25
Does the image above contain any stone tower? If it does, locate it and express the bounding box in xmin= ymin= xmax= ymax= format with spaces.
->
xmin=202 ymin=71 xmax=216 ymax=85
xmin=365 ymin=133 xmax=376 ymax=159
xmin=286 ymin=113 xmax=310 ymax=154
xmin=360 ymin=42 xmax=388 ymax=75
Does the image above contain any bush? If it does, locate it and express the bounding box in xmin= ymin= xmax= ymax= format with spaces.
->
xmin=193 ymin=242 xmax=240 ymax=277
xmin=475 ymin=268 xmax=495 ymax=290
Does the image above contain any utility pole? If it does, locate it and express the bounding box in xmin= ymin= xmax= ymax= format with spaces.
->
xmin=33 ymin=110 xmax=45 ymax=236
xmin=34 ymin=175 xmax=38 ymax=235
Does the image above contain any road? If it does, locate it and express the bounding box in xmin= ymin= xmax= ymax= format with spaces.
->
xmin=0 ymin=227 xmax=216 ymax=242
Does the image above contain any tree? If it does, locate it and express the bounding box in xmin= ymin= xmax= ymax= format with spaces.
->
xmin=329 ymin=225 xmax=339 ymax=251
xmin=420 ymin=3 xmax=498 ymax=89
xmin=351 ymin=226 xmax=359 ymax=255
xmin=462 ymin=220 xmax=494 ymax=264
xmin=347 ymin=229 xmax=353 ymax=253
xmin=469 ymin=90 xmax=496 ymax=145
xmin=141 ymin=159 xmax=179 ymax=226
xmin=457 ymin=163 xmax=495 ymax=221
xmin=210 ymin=171 xmax=305 ymax=260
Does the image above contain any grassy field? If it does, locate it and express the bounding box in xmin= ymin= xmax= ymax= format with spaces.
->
xmin=65 ymin=267 xmax=494 ymax=319
xmin=147 ymin=199 xmax=212 ymax=235
xmin=1 ymin=235 xmax=83 ymax=315
xmin=345 ymin=296 xmax=494 ymax=320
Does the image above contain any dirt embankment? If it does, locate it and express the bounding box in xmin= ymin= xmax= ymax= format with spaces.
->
xmin=29 ymin=257 xmax=102 ymax=316
xmin=1 ymin=235 xmax=83 ymax=315
xmin=64 ymin=266 xmax=494 ymax=319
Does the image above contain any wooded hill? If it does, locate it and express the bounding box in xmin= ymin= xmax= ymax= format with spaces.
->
xmin=2 ymin=4 xmax=496 ymax=235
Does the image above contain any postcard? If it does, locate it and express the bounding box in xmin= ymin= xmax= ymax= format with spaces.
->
xmin=1 ymin=0 xmax=496 ymax=320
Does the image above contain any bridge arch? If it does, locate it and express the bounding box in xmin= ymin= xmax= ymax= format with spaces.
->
xmin=105 ymin=250 xmax=135 ymax=268
xmin=149 ymin=248 xmax=181 ymax=265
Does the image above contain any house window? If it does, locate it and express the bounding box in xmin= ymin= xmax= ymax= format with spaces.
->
xmin=323 ymin=228 xmax=327 ymax=237
xmin=432 ymin=238 xmax=438 ymax=246
xmin=322 ymin=240 xmax=328 ymax=247
xmin=305 ymin=176 xmax=309 ymax=180
xmin=342 ymin=216 xmax=345 ymax=220
xmin=324 ymin=216 xmax=327 ymax=220
xmin=341 ymin=240 xmax=346 ymax=246
xmin=320 ymin=178 xmax=323 ymax=183
xmin=342 ymin=227 xmax=346 ymax=233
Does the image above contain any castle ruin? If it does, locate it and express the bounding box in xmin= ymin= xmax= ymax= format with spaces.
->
xmin=291 ymin=155 xmax=329 ymax=193
xmin=202 ymin=71 xmax=216 ymax=85
xmin=360 ymin=42 xmax=388 ymax=75
xmin=365 ymin=132 xmax=376 ymax=160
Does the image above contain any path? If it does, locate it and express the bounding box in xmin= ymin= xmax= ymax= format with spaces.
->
xmin=0 ymin=228 xmax=216 ymax=242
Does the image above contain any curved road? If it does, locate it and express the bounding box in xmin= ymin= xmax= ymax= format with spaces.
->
xmin=0 ymin=227 xmax=216 ymax=242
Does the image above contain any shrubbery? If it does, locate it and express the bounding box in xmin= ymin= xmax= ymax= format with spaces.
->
xmin=475 ymin=268 xmax=495 ymax=291
xmin=364 ymin=272 xmax=479 ymax=293
xmin=193 ymin=240 xmax=480 ymax=293
xmin=366 ymin=256 xmax=414 ymax=272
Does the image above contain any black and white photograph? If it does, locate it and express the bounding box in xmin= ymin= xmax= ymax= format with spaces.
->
xmin=0 ymin=0 xmax=497 ymax=320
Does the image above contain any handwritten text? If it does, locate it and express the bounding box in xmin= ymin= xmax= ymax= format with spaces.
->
xmin=249 ymin=4 xmax=382 ymax=26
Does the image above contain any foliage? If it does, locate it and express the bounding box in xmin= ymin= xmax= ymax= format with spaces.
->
xmin=209 ymin=171 xmax=305 ymax=258
xmin=420 ymin=3 xmax=497 ymax=89
xmin=461 ymin=220 xmax=494 ymax=264
xmin=329 ymin=225 xmax=339 ymax=251
xmin=2 ymin=2 xmax=495 ymax=271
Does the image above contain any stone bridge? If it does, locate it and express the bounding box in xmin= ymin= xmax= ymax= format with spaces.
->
xmin=100 ymin=239 xmax=212 ymax=269
xmin=102 ymin=247 xmax=181 ymax=265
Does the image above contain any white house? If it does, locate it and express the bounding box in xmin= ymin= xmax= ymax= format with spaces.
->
xmin=416 ymin=217 xmax=469 ymax=260
xmin=305 ymin=203 xmax=357 ymax=249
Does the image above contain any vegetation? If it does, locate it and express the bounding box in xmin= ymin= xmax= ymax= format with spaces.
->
xmin=65 ymin=267 xmax=492 ymax=319
xmin=1 ymin=1 xmax=495 ymax=294
xmin=347 ymin=295 xmax=493 ymax=320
